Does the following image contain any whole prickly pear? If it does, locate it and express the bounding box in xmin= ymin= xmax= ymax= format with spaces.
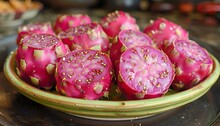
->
xmin=15 ymin=34 xmax=69 ymax=90
xmin=54 ymin=14 xmax=92 ymax=34
xmin=58 ymin=23 xmax=110 ymax=53
xmin=55 ymin=49 xmax=112 ymax=100
xmin=16 ymin=22 xmax=55 ymax=45
xmin=164 ymin=39 xmax=213 ymax=90
xmin=143 ymin=18 xmax=189 ymax=50
xmin=100 ymin=10 xmax=139 ymax=39
xmin=118 ymin=45 xmax=175 ymax=100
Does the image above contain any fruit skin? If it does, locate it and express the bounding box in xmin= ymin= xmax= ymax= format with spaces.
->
xmin=16 ymin=22 xmax=55 ymax=45
xmin=143 ymin=18 xmax=189 ymax=50
xmin=164 ymin=39 xmax=213 ymax=91
xmin=55 ymin=49 xmax=112 ymax=100
xmin=110 ymin=29 xmax=154 ymax=76
xmin=58 ymin=23 xmax=110 ymax=53
xmin=15 ymin=34 xmax=69 ymax=90
xmin=117 ymin=45 xmax=175 ymax=100
xmin=100 ymin=10 xmax=140 ymax=39
xmin=54 ymin=14 xmax=92 ymax=34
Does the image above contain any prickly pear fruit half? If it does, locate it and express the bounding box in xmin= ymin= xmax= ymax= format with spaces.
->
xmin=143 ymin=18 xmax=189 ymax=50
xmin=110 ymin=29 xmax=153 ymax=76
xmin=54 ymin=14 xmax=92 ymax=34
xmin=15 ymin=34 xmax=69 ymax=90
xmin=100 ymin=10 xmax=140 ymax=39
xmin=164 ymin=39 xmax=213 ymax=91
xmin=55 ymin=49 xmax=112 ymax=100
xmin=58 ymin=23 xmax=110 ymax=53
xmin=16 ymin=22 xmax=55 ymax=45
xmin=118 ymin=45 xmax=175 ymax=100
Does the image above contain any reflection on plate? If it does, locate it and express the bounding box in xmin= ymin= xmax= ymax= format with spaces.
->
xmin=4 ymin=51 xmax=220 ymax=120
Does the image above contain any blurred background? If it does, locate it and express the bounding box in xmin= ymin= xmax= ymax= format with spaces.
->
xmin=1 ymin=0 xmax=220 ymax=46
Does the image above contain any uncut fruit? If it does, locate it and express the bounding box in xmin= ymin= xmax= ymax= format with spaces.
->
xmin=100 ymin=10 xmax=139 ymax=39
xmin=55 ymin=49 xmax=112 ymax=100
xmin=54 ymin=14 xmax=92 ymax=34
xmin=58 ymin=23 xmax=110 ymax=53
xmin=15 ymin=34 xmax=69 ymax=90
xmin=110 ymin=29 xmax=153 ymax=75
xmin=143 ymin=18 xmax=189 ymax=50
xmin=16 ymin=22 xmax=55 ymax=45
xmin=164 ymin=39 xmax=213 ymax=90
xmin=118 ymin=45 xmax=175 ymax=100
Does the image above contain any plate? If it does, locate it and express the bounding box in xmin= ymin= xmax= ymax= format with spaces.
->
xmin=4 ymin=51 xmax=220 ymax=120
xmin=0 ymin=1 xmax=43 ymax=32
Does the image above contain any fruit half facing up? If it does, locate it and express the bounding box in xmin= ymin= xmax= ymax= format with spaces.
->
xmin=118 ymin=45 xmax=175 ymax=100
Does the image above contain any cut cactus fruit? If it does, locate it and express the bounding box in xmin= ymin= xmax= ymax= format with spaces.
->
xmin=118 ymin=45 xmax=175 ymax=100
xmin=164 ymin=39 xmax=213 ymax=90
xmin=12 ymin=12 xmax=216 ymax=101
xmin=100 ymin=10 xmax=139 ymax=39
xmin=54 ymin=14 xmax=92 ymax=33
xmin=55 ymin=49 xmax=112 ymax=100
xmin=58 ymin=23 xmax=110 ymax=53
xmin=143 ymin=18 xmax=189 ymax=50
xmin=16 ymin=22 xmax=55 ymax=45
xmin=110 ymin=29 xmax=154 ymax=76
xmin=15 ymin=34 xmax=69 ymax=90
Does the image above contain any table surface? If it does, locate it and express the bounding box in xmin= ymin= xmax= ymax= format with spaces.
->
xmin=1 ymin=9 xmax=220 ymax=126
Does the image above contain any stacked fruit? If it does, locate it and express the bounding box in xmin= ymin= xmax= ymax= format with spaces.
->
xmin=15 ymin=10 xmax=213 ymax=100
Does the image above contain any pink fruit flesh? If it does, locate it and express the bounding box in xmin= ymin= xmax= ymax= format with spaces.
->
xmin=56 ymin=49 xmax=112 ymax=100
xmin=117 ymin=29 xmax=154 ymax=48
xmin=100 ymin=10 xmax=139 ymax=38
xmin=143 ymin=18 xmax=189 ymax=50
xmin=164 ymin=39 xmax=213 ymax=90
xmin=16 ymin=22 xmax=55 ymax=45
xmin=54 ymin=14 xmax=92 ymax=33
xmin=118 ymin=45 xmax=174 ymax=100
xmin=58 ymin=23 xmax=110 ymax=53
xmin=16 ymin=34 xmax=69 ymax=90
xmin=110 ymin=29 xmax=154 ymax=76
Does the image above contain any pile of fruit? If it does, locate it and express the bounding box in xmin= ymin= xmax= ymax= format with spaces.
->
xmin=0 ymin=0 xmax=41 ymax=14
xmin=15 ymin=10 xmax=213 ymax=100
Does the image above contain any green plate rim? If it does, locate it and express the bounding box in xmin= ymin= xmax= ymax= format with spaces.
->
xmin=3 ymin=51 xmax=220 ymax=119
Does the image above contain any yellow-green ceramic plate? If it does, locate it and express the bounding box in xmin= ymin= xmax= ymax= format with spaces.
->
xmin=4 ymin=51 xmax=220 ymax=120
